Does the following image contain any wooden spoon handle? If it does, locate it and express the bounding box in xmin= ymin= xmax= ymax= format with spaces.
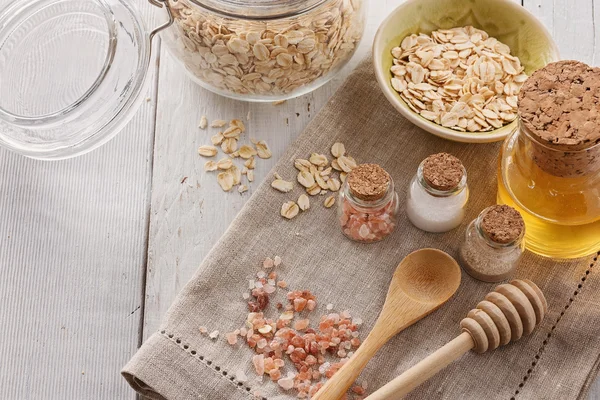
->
xmin=312 ymin=329 xmax=386 ymax=400
xmin=365 ymin=332 xmax=474 ymax=400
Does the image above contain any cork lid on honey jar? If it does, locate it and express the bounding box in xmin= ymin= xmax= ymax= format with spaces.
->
xmin=347 ymin=163 xmax=391 ymax=202
xmin=518 ymin=60 xmax=600 ymax=177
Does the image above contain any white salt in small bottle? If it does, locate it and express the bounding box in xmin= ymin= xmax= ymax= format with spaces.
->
xmin=406 ymin=153 xmax=469 ymax=233
xmin=459 ymin=205 xmax=526 ymax=282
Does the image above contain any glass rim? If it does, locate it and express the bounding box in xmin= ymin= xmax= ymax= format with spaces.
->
xmin=175 ymin=0 xmax=331 ymax=20
xmin=344 ymin=178 xmax=395 ymax=210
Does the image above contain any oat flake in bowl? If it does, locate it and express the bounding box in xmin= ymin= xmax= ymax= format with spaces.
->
xmin=373 ymin=0 xmax=559 ymax=143
xmin=390 ymin=26 xmax=527 ymax=133
xmin=163 ymin=0 xmax=366 ymax=102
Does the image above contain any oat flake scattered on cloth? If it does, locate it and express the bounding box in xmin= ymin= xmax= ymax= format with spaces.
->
xmin=122 ymin=57 xmax=600 ymax=400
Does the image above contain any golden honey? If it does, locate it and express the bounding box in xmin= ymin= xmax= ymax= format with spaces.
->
xmin=497 ymin=131 xmax=600 ymax=259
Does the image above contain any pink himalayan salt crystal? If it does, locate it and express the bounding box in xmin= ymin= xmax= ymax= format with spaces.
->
xmin=252 ymin=354 xmax=265 ymax=376
xmin=277 ymin=280 xmax=288 ymax=288
xmin=306 ymin=299 xmax=317 ymax=311
xmin=257 ymin=338 xmax=268 ymax=349
xmin=278 ymin=376 xmax=294 ymax=390
xmin=293 ymin=298 xmax=308 ymax=312
xmin=269 ymin=369 xmax=282 ymax=381
xmin=294 ymin=319 xmax=310 ymax=330
xmin=199 ymin=326 xmax=208 ymax=334
xmin=226 ymin=332 xmax=238 ymax=345
xmin=235 ymin=369 xmax=248 ymax=382
xmin=240 ymin=327 xmax=248 ymax=336
xmin=274 ymin=256 xmax=282 ymax=266
xmin=263 ymin=257 xmax=274 ymax=269
xmin=209 ymin=330 xmax=219 ymax=339
xmin=263 ymin=284 xmax=276 ymax=294
xmin=340 ymin=310 xmax=351 ymax=319
xmin=352 ymin=385 xmax=366 ymax=395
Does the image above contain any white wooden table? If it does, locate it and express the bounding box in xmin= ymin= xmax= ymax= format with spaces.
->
xmin=1 ymin=0 xmax=598 ymax=398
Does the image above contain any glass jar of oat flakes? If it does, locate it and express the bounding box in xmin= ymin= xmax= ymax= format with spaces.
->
xmin=163 ymin=0 xmax=367 ymax=101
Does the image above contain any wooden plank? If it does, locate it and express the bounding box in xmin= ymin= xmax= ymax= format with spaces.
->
xmin=521 ymin=1 xmax=599 ymax=398
xmin=142 ymin=0 xmax=406 ymax=339
xmin=0 ymin=1 xmax=161 ymax=398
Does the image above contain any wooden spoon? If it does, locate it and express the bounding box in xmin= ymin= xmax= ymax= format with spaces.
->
xmin=312 ymin=248 xmax=461 ymax=400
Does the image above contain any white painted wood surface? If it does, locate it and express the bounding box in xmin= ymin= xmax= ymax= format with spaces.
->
xmin=0 ymin=1 xmax=161 ymax=399
xmin=0 ymin=0 xmax=598 ymax=399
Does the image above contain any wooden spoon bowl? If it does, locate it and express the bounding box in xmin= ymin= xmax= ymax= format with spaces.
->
xmin=312 ymin=248 xmax=461 ymax=400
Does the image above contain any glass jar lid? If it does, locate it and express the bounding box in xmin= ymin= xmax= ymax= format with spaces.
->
xmin=186 ymin=0 xmax=328 ymax=19
xmin=0 ymin=0 xmax=168 ymax=160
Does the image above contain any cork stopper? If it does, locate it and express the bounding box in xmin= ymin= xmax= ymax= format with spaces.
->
xmin=347 ymin=163 xmax=391 ymax=202
xmin=519 ymin=60 xmax=600 ymax=177
xmin=422 ymin=153 xmax=464 ymax=191
xmin=480 ymin=205 xmax=525 ymax=244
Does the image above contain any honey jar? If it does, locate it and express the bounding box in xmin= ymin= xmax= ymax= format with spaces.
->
xmin=497 ymin=60 xmax=600 ymax=259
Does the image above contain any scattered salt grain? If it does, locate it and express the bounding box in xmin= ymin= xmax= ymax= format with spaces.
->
xmin=252 ymin=354 xmax=265 ymax=376
xmin=240 ymin=327 xmax=248 ymax=336
xmin=263 ymin=284 xmax=276 ymax=294
xmin=235 ymin=370 xmax=248 ymax=383
xmin=278 ymin=377 xmax=294 ymax=391
xmin=340 ymin=310 xmax=351 ymax=319
xmin=226 ymin=332 xmax=238 ymax=345
xmin=242 ymin=293 xmax=250 ymax=300
xmin=248 ymin=280 xmax=255 ymax=289
xmin=352 ymin=385 xmax=366 ymax=395
xmin=199 ymin=326 xmax=208 ymax=334
xmin=267 ymin=279 xmax=276 ymax=286
xmin=263 ymin=257 xmax=274 ymax=269
xmin=273 ymin=256 xmax=282 ymax=266
xmin=209 ymin=330 xmax=220 ymax=339
xmin=277 ymin=280 xmax=288 ymax=288
xmin=255 ymin=281 xmax=263 ymax=289
xmin=326 ymin=303 xmax=334 ymax=310
xmin=353 ymin=317 xmax=363 ymax=325
xmin=257 ymin=271 xmax=266 ymax=279
xmin=294 ymin=319 xmax=310 ymax=330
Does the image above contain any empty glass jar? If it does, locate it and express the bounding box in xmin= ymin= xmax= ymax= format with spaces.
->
xmin=162 ymin=0 xmax=367 ymax=101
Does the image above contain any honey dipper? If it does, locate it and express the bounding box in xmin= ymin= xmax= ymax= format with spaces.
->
xmin=366 ymin=279 xmax=548 ymax=400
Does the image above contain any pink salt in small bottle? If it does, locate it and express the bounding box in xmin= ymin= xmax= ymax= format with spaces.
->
xmin=338 ymin=163 xmax=399 ymax=243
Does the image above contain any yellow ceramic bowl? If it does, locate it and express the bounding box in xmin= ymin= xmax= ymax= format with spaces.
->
xmin=373 ymin=0 xmax=559 ymax=143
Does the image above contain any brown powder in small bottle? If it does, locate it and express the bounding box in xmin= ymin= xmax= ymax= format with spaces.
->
xmin=347 ymin=163 xmax=391 ymax=201
xmin=481 ymin=205 xmax=525 ymax=244
xmin=422 ymin=153 xmax=464 ymax=191
xmin=459 ymin=205 xmax=525 ymax=283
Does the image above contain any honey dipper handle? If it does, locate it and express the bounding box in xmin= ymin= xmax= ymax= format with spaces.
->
xmin=365 ymin=332 xmax=474 ymax=400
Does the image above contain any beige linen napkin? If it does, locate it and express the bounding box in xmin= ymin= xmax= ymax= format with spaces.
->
xmin=122 ymin=58 xmax=600 ymax=400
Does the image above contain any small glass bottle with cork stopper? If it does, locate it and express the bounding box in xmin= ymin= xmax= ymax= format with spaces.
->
xmin=338 ymin=163 xmax=399 ymax=243
xmin=459 ymin=205 xmax=526 ymax=283
xmin=406 ymin=153 xmax=469 ymax=233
